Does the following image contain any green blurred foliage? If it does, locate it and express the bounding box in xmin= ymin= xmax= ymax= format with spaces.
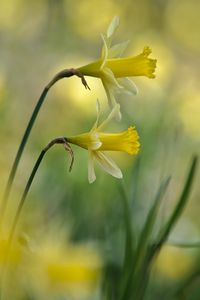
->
xmin=0 ymin=0 xmax=200 ymax=299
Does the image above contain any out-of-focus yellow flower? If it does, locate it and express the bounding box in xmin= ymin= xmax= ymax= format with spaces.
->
xmin=79 ymin=16 xmax=157 ymax=119
xmin=155 ymin=245 xmax=195 ymax=280
xmin=67 ymin=101 xmax=140 ymax=183
xmin=0 ymin=232 xmax=25 ymax=300
xmin=0 ymin=228 xmax=24 ymax=272
xmin=0 ymin=239 xmax=22 ymax=267
xmin=27 ymin=235 xmax=101 ymax=299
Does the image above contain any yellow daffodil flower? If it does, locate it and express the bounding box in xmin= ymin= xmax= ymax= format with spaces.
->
xmin=67 ymin=101 xmax=140 ymax=183
xmin=79 ymin=16 xmax=157 ymax=120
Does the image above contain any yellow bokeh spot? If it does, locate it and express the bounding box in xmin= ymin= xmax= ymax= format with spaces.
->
xmin=155 ymin=245 xmax=195 ymax=279
xmin=178 ymin=90 xmax=200 ymax=138
xmin=67 ymin=0 xmax=121 ymax=40
xmin=27 ymin=235 xmax=102 ymax=298
xmin=165 ymin=0 xmax=200 ymax=52
xmin=0 ymin=0 xmax=45 ymax=33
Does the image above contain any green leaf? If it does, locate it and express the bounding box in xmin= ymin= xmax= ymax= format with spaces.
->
xmin=118 ymin=182 xmax=135 ymax=273
xmin=155 ymin=155 xmax=198 ymax=252
xmin=118 ymin=181 xmax=136 ymax=300
xmin=167 ymin=240 xmax=200 ymax=248
xmin=121 ymin=177 xmax=170 ymax=300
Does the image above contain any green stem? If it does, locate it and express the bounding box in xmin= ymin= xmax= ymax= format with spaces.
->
xmin=0 ymin=68 xmax=89 ymax=229
xmin=8 ymin=150 xmax=46 ymax=245
xmin=7 ymin=137 xmax=73 ymax=246
xmin=0 ymin=137 xmax=73 ymax=300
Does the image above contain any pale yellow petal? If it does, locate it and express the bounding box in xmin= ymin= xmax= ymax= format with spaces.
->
xmin=117 ymin=77 xmax=138 ymax=95
xmin=98 ymin=103 xmax=121 ymax=130
xmin=88 ymin=151 xmax=96 ymax=183
xmin=107 ymin=16 xmax=120 ymax=38
xmin=91 ymin=99 xmax=101 ymax=131
xmin=100 ymin=34 xmax=108 ymax=70
xmin=101 ymin=67 xmax=122 ymax=89
xmin=94 ymin=151 xmax=123 ymax=179
xmin=108 ymin=40 xmax=130 ymax=58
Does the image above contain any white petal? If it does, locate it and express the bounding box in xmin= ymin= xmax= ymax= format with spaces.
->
xmin=94 ymin=151 xmax=123 ymax=179
xmin=98 ymin=90 xmax=121 ymax=127
xmin=88 ymin=151 xmax=96 ymax=183
xmin=91 ymin=99 xmax=101 ymax=131
xmin=100 ymin=34 xmax=108 ymax=69
xmin=90 ymin=132 xmax=102 ymax=150
xmin=117 ymin=77 xmax=139 ymax=95
xmin=101 ymin=80 xmax=121 ymax=121
xmin=101 ymin=80 xmax=116 ymax=108
xmin=108 ymin=40 xmax=130 ymax=58
xmin=90 ymin=140 xmax=102 ymax=150
xmin=96 ymin=98 xmax=100 ymax=114
xmin=102 ymin=68 xmax=123 ymax=90
xmin=107 ymin=16 xmax=120 ymax=38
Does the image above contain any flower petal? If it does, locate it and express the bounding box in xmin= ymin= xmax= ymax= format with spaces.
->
xmin=102 ymin=84 xmax=116 ymax=108
xmin=108 ymin=40 xmax=130 ymax=58
xmin=98 ymin=103 xmax=121 ymax=130
xmin=89 ymin=139 xmax=102 ymax=150
xmin=94 ymin=151 xmax=123 ymax=179
xmin=102 ymin=68 xmax=123 ymax=90
xmin=100 ymin=34 xmax=109 ymax=69
xmin=107 ymin=16 xmax=120 ymax=38
xmin=88 ymin=151 xmax=96 ymax=183
xmin=117 ymin=77 xmax=139 ymax=95
xmin=91 ymin=99 xmax=101 ymax=131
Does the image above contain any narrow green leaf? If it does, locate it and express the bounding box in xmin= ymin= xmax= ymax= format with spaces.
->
xmin=167 ymin=240 xmax=200 ymax=248
xmin=118 ymin=182 xmax=135 ymax=272
xmin=121 ymin=177 xmax=170 ymax=300
xmin=156 ymin=155 xmax=198 ymax=251
xmin=135 ymin=176 xmax=171 ymax=266
xmin=118 ymin=181 xmax=136 ymax=300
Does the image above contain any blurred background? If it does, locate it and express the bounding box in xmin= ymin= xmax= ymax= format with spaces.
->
xmin=0 ymin=0 xmax=200 ymax=299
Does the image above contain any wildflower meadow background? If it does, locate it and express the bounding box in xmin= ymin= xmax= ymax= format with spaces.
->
xmin=0 ymin=0 xmax=200 ymax=300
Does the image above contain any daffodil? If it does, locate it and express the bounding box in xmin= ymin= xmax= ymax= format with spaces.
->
xmin=79 ymin=16 xmax=157 ymax=120
xmin=67 ymin=101 xmax=140 ymax=183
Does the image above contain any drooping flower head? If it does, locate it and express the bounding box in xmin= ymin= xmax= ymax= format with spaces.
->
xmin=67 ymin=101 xmax=140 ymax=183
xmin=79 ymin=16 xmax=157 ymax=120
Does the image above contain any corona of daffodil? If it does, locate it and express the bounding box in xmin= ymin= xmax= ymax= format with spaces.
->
xmin=67 ymin=101 xmax=140 ymax=183
xmin=79 ymin=16 xmax=157 ymax=119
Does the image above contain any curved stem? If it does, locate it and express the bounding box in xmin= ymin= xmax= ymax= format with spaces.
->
xmin=6 ymin=137 xmax=72 ymax=251
xmin=7 ymin=137 xmax=73 ymax=246
xmin=8 ymin=150 xmax=46 ymax=245
xmin=0 ymin=137 xmax=73 ymax=300
xmin=0 ymin=68 xmax=89 ymax=229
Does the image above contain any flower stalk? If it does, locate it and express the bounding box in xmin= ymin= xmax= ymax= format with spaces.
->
xmin=0 ymin=137 xmax=73 ymax=300
xmin=0 ymin=69 xmax=88 ymax=230
xmin=7 ymin=137 xmax=74 ymax=248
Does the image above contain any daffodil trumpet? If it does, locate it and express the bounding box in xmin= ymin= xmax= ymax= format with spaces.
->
xmin=67 ymin=101 xmax=140 ymax=183
xmin=79 ymin=46 xmax=156 ymax=79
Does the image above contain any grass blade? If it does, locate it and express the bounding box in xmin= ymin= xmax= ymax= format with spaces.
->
xmin=121 ymin=177 xmax=171 ymax=300
xmin=155 ymin=155 xmax=198 ymax=251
